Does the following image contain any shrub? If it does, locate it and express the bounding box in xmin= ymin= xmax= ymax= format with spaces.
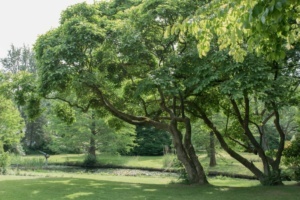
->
xmin=83 ymin=154 xmax=97 ymax=167
xmin=0 ymin=152 xmax=11 ymax=174
xmin=162 ymin=154 xmax=176 ymax=169
xmin=283 ymin=134 xmax=300 ymax=181
xmin=171 ymin=157 xmax=189 ymax=184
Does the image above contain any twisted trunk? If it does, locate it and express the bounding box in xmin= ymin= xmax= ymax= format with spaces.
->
xmin=170 ymin=118 xmax=208 ymax=184
xmin=91 ymin=85 xmax=208 ymax=185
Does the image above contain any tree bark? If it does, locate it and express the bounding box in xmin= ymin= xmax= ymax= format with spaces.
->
xmin=90 ymin=85 xmax=209 ymax=185
xmin=88 ymin=113 xmax=97 ymax=157
xmin=209 ymin=131 xmax=217 ymax=167
xmin=170 ymin=119 xmax=209 ymax=184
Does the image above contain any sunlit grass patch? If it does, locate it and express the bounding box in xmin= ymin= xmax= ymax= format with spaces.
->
xmin=0 ymin=175 xmax=298 ymax=200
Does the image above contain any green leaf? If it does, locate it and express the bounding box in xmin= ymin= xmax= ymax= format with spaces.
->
xmin=261 ymin=15 xmax=266 ymax=24
xmin=275 ymin=2 xmax=282 ymax=11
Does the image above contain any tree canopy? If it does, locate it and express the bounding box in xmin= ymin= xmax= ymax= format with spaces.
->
xmin=180 ymin=0 xmax=300 ymax=62
xmin=32 ymin=0 xmax=300 ymax=185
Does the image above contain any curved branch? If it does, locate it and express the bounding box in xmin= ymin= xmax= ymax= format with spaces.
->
xmin=88 ymin=83 xmax=170 ymax=131
xmin=44 ymin=96 xmax=93 ymax=112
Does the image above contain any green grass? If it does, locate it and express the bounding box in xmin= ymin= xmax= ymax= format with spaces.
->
xmin=11 ymin=154 xmax=167 ymax=169
xmin=0 ymin=175 xmax=298 ymax=200
xmin=5 ymin=152 xmax=299 ymax=199
xmin=10 ymin=151 xmax=267 ymax=176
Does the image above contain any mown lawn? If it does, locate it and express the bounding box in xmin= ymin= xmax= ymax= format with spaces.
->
xmin=5 ymin=152 xmax=299 ymax=199
xmin=0 ymin=175 xmax=298 ymax=200
xmin=11 ymin=151 xmax=263 ymax=176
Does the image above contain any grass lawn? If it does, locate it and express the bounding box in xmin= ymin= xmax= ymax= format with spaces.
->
xmin=11 ymin=151 xmax=263 ymax=176
xmin=12 ymin=154 xmax=166 ymax=169
xmin=5 ymin=152 xmax=299 ymax=199
xmin=0 ymin=174 xmax=298 ymax=200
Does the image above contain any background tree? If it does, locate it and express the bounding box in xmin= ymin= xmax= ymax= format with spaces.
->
xmin=1 ymin=45 xmax=47 ymax=153
xmin=192 ymin=121 xmax=218 ymax=167
xmin=0 ymin=73 xmax=24 ymax=153
xmin=129 ymin=125 xmax=171 ymax=156
xmin=46 ymin=103 xmax=136 ymax=157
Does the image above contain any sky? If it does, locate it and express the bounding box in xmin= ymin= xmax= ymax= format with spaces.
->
xmin=0 ymin=0 xmax=95 ymax=59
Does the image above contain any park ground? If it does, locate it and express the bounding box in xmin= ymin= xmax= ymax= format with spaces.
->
xmin=0 ymin=153 xmax=299 ymax=200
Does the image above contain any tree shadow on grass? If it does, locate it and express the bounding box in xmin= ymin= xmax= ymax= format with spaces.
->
xmin=0 ymin=177 xmax=298 ymax=200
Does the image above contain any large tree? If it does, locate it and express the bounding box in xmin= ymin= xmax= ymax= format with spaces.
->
xmin=34 ymin=1 xmax=209 ymax=184
xmin=172 ymin=0 xmax=300 ymax=185
xmin=186 ymin=51 xmax=300 ymax=185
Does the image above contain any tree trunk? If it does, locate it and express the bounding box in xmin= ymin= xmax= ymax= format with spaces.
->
xmin=97 ymin=87 xmax=208 ymax=185
xmin=209 ymin=131 xmax=217 ymax=167
xmin=88 ymin=113 xmax=97 ymax=157
xmin=170 ymin=119 xmax=209 ymax=185
xmin=88 ymin=137 xmax=96 ymax=157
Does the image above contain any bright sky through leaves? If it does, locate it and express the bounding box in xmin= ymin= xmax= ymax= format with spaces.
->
xmin=0 ymin=0 xmax=95 ymax=60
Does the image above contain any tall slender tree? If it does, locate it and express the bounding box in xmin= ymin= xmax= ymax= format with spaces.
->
xmin=1 ymin=45 xmax=46 ymax=152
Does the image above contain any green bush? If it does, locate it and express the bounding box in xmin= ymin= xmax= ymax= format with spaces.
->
xmin=261 ymin=170 xmax=284 ymax=186
xmin=283 ymin=134 xmax=300 ymax=181
xmin=162 ymin=154 xmax=176 ymax=169
xmin=83 ymin=154 xmax=97 ymax=167
xmin=0 ymin=152 xmax=11 ymax=174
xmin=171 ymin=157 xmax=189 ymax=184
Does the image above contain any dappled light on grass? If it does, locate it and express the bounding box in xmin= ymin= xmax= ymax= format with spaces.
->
xmin=65 ymin=192 xmax=94 ymax=199
xmin=209 ymin=177 xmax=260 ymax=187
xmin=31 ymin=190 xmax=40 ymax=195
xmin=0 ymin=176 xmax=299 ymax=200
xmin=113 ymin=187 xmax=131 ymax=190
xmin=143 ymin=189 xmax=157 ymax=192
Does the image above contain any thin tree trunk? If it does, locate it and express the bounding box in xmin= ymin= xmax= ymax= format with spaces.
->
xmin=209 ymin=131 xmax=217 ymax=167
xmin=88 ymin=113 xmax=97 ymax=157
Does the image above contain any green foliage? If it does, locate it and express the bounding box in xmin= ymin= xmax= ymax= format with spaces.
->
xmin=0 ymin=95 xmax=24 ymax=151
xmin=171 ymin=157 xmax=189 ymax=184
xmin=181 ymin=0 xmax=300 ymax=62
xmin=162 ymin=154 xmax=176 ymax=169
xmin=53 ymin=103 xmax=75 ymax=125
xmin=129 ymin=125 xmax=171 ymax=156
xmin=0 ymin=142 xmax=11 ymax=174
xmin=261 ymin=170 xmax=283 ymax=186
xmin=283 ymin=134 xmax=300 ymax=181
xmin=1 ymin=44 xmax=36 ymax=74
xmin=83 ymin=154 xmax=97 ymax=167
xmin=45 ymin=107 xmax=135 ymax=155
xmin=31 ymin=0 xmax=299 ymax=185
xmin=1 ymin=45 xmax=50 ymax=152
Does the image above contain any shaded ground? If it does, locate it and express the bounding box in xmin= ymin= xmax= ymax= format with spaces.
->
xmin=0 ymin=176 xmax=298 ymax=200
